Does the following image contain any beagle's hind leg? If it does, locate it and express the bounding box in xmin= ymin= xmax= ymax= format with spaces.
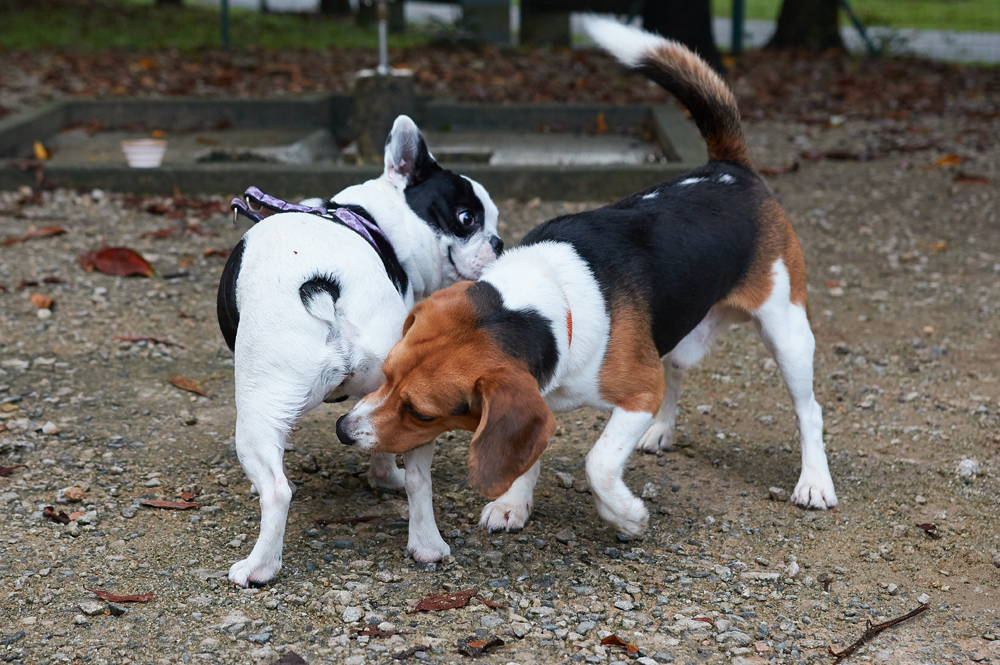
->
xmin=752 ymin=259 xmax=837 ymax=510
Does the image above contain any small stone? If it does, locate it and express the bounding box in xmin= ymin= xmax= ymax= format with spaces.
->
xmin=768 ymin=487 xmax=787 ymax=502
xmin=298 ymin=454 xmax=318 ymax=474
xmin=886 ymin=583 xmax=899 ymax=595
xmin=332 ymin=538 xmax=354 ymax=550
xmin=915 ymin=495 xmax=927 ymax=504
xmin=342 ymin=606 xmax=361 ymax=623
xmin=144 ymin=478 xmax=161 ymax=487
xmin=555 ymin=527 xmax=576 ymax=544
xmin=641 ymin=482 xmax=658 ymax=499
xmin=983 ymin=632 xmax=997 ymax=641
xmin=554 ymin=471 xmax=574 ymax=488
xmin=713 ymin=565 xmax=734 ymax=581
xmin=227 ymin=539 xmax=242 ymax=548
xmin=695 ymin=404 xmax=711 ymax=414
xmin=573 ymin=478 xmax=590 ymax=493
xmin=61 ymin=486 xmax=86 ymax=503
xmin=652 ymin=652 xmax=674 ymax=663
xmin=512 ymin=623 xmax=530 ymax=638
xmin=957 ymin=458 xmax=980 ymax=480
xmin=917 ymin=593 xmax=930 ymax=604
xmin=37 ymin=307 xmax=52 ymax=320
xmin=79 ymin=600 xmax=105 ymax=615
xmin=637 ymin=658 xmax=658 ymax=665
xmin=121 ymin=503 xmax=139 ymax=519
xmin=66 ymin=522 xmax=81 ymax=537
xmin=247 ymin=632 xmax=271 ymax=644
xmin=73 ymin=614 xmax=87 ymax=625
xmin=480 ymin=614 xmax=504 ymax=629
xmin=784 ymin=561 xmax=800 ymax=579
xmin=577 ymin=621 xmax=596 ymax=634
xmin=613 ymin=599 xmax=634 ymax=611
xmin=108 ymin=602 xmax=127 ymax=616
xmin=717 ymin=631 xmax=752 ymax=647
xmin=992 ymin=551 xmax=1000 ymax=569
xmin=41 ymin=421 xmax=58 ymax=435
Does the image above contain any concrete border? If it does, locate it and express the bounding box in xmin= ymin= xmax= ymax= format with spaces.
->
xmin=0 ymin=95 xmax=707 ymax=200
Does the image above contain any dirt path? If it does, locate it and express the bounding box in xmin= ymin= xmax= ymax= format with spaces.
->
xmin=1 ymin=123 xmax=998 ymax=665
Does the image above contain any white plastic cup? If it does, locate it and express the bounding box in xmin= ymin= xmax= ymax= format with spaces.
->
xmin=121 ymin=139 xmax=167 ymax=168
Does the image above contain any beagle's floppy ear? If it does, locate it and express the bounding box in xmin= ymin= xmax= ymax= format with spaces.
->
xmin=469 ymin=364 xmax=556 ymax=498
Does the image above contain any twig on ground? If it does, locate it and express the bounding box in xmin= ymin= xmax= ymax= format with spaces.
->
xmin=829 ymin=604 xmax=928 ymax=664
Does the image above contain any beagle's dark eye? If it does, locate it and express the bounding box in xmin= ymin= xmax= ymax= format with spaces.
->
xmin=457 ymin=210 xmax=476 ymax=227
xmin=405 ymin=404 xmax=435 ymax=422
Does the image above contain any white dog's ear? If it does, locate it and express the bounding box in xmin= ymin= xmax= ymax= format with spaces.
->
xmin=384 ymin=115 xmax=438 ymax=188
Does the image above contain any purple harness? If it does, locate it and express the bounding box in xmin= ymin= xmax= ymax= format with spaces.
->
xmin=231 ymin=186 xmax=408 ymax=295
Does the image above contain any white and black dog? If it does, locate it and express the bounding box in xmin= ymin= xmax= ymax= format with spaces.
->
xmin=216 ymin=116 xmax=501 ymax=586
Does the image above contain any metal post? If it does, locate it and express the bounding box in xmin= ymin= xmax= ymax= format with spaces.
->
xmin=221 ymin=0 xmax=230 ymax=50
xmin=731 ymin=0 xmax=744 ymax=54
xmin=839 ymin=0 xmax=878 ymax=56
xmin=377 ymin=0 xmax=389 ymax=75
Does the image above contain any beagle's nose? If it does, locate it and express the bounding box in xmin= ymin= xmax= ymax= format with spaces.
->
xmin=336 ymin=415 xmax=355 ymax=446
xmin=489 ymin=235 xmax=503 ymax=255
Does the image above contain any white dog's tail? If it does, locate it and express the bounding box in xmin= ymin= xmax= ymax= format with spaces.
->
xmin=582 ymin=15 xmax=752 ymax=170
xmin=299 ymin=276 xmax=341 ymax=326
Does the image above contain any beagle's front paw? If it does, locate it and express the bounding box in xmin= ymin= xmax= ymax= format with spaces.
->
xmin=479 ymin=500 xmax=531 ymax=533
xmin=791 ymin=467 xmax=838 ymax=510
xmin=407 ymin=533 xmax=450 ymax=563
xmin=228 ymin=556 xmax=281 ymax=588
xmin=636 ymin=420 xmax=675 ymax=453
xmin=594 ymin=492 xmax=649 ymax=538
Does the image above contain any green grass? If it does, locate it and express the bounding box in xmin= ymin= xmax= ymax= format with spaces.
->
xmin=713 ymin=0 xmax=1000 ymax=34
xmin=0 ymin=0 xmax=432 ymax=51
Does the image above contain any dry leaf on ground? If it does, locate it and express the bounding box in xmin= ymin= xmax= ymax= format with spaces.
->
xmin=2 ymin=226 xmax=65 ymax=246
xmin=42 ymin=506 xmax=71 ymax=524
xmin=0 ymin=464 xmax=26 ymax=477
xmin=140 ymin=500 xmax=202 ymax=510
xmin=457 ymin=636 xmax=505 ymax=657
xmin=86 ymin=588 xmax=154 ymax=603
xmin=600 ymin=634 xmax=639 ymax=654
xmin=79 ymin=247 xmax=154 ymax=277
xmin=954 ymin=173 xmax=989 ymax=184
xmin=168 ymin=373 xmax=206 ymax=396
xmin=409 ymin=589 xmax=478 ymax=613
xmin=30 ymin=293 xmax=53 ymax=309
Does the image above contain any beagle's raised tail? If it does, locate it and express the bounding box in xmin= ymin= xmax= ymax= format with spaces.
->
xmin=582 ymin=15 xmax=753 ymax=169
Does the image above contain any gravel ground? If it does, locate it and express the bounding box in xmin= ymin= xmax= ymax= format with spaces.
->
xmin=1 ymin=121 xmax=999 ymax=665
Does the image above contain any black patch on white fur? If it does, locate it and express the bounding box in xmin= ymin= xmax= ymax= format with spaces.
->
xmin=467 ymin=281 xmax=558 ymax=390
xmin=405 ymin=168 xmax=487 ymax=240
xmin=299 ymin=275 xmax=342 ymax=309
xmin=328 ymin=202 xmax=409 ymax=296
xmin=522 ymin=162 xmax=763 ymax=356
xmin=216 ymin=236 xmax=246 ymax=352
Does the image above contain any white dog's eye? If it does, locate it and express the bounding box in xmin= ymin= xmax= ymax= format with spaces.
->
xmin=457 ymin=211 xmax=476 ymax=227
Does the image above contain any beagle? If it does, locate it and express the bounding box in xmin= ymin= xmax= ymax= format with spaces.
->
xmin=336 ymin=18 xmax=838 ymax=562
xmin=217 ymin=116 xmax=501 ymax=586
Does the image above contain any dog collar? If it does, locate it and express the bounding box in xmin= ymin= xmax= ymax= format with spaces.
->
xmin=231 ymin=186 xmax=408 ymax=295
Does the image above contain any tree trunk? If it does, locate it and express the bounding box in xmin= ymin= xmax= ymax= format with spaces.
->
xmin=642 ymin=0 xmax=725 ymax=75
xmin=767 ymin=0 xmax=844 ymax=50
xmin=319 ymin=0 xmax=352 ymax=16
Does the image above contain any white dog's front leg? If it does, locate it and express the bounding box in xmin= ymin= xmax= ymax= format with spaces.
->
xmin=403 ymin=443 xmax=450 ymax=562
xmin=366 ymin=452 xmax=405 ymax=490
xmin=585 ymin=408 xmax=654 ymax=537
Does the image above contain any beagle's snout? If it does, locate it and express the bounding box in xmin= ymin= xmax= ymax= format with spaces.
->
xmin=336 ymin=415 xmax=356 ymax=446
xmin=489 ymin=235 xmax=504 ymax=255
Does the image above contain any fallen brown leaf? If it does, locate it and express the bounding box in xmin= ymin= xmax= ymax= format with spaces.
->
xmin=0 ymin=464 xmax=26 ymax=477
xmin=954 ymin=172 xmax=989 ymax=184
xmin=317 ymin=515 xmax=380 ymax=526
xmin=180 ymin=490 xmax=198 ymax=502
xmin=457 ymin=636 xmax=504 ymax=657
xmin=2 ymin=226 xmax=65 ymax=246
xmin=30 ymin=293 xmax=53 ymax=309
xmin=68 ymin=511 xmax=86 ymax=520
xmin=86 ymin=588 xmax=154 ymax=603
xmin=930 ymin=154 xmax=963 ymax=169
xmin=168 ymin=373 xmax=206 ymax=396
xmin=692 ymin=617 xmax=714 ymax=624
xmin=600 ymin=634 xmax=639 ymax=654
xmin=409 ymin=588 xmax=478 ymax=613
xmin=43 ymin=506 xmax=71 ymax=524
xmin=140 ymin=500 xmax=202 ymax=510
xmin=79 ymin=247 xmax=154 ymax=277
xmin=113 ymin=334 xmax=184 ymax=348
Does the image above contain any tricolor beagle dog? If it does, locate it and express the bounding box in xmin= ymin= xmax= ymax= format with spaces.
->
xmin=336 ymin=19 xmax=838 ymax=562
xmin=217 ymin=116 xmax=501 ymax=585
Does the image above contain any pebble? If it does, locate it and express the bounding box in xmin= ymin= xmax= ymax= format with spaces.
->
xmin=108 ymin=603 xmax=127 ymax=616
xmin=555 ymin=527 xmax=576 ymax=544
xmin=576 ymin=621 xmax=596 ymax=634
xmin=73 ymin=615 xmax=87 ymax=625
xmin=342 ymin=607 xmax=361 ymax=623
xmin=144 ymin=478 xmax=161 ymax=487
xmin=480 ymin=614 xmax=504 ymax=629
xmin=554 ymin=471 xmax=575 ymax=488
xmin=641 ymin=482 xmax=658 ymax=499
xmin=573 ymin=478 xmax=591 ymax=493
xmin=717 ymin=631 xmax=752 ymax=647
xmin=917 ymin=593 xmax=931 ymax=604
xmin=41 ymin=421 xmax=58 ymax=434
xmin=768 ymin=486 xmax=788 ymax=501
xmin=957 ymin=458 xmax=980 ymax=479
xmin=332 ymin=538 xmax=355 ymax=550
xmin=247 ymin=633 xmax=271 ymax=644
xmin=121 ymin=503 xmax=139 ymax=519
xmin=79 ymin=600 xmax=105 ymax=615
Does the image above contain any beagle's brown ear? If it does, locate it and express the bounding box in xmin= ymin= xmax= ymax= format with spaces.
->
xmin=469 ymin=364 xmax=556 ymax=498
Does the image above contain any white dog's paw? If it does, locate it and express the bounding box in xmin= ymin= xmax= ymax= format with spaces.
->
xmin=408 ymin=538 xmax=450 ymax=563
xmin=228 ymin=556 xmax=281 ymax=588
xmin=637 ymin=421 xmax=675 ymax=453
xmin=595 ymin=493 xmax=649 ymax=537
xmin=366 ymin=464 xmax=405 ymax=490
xmin=791 ymin=469 xmax=838 ymax=510
xmin=479 ymin=500 xmax=531 ymax=533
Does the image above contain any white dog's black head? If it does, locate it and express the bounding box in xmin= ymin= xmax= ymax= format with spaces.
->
xmin=382 ymin=116 xmax=502 ymax=282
